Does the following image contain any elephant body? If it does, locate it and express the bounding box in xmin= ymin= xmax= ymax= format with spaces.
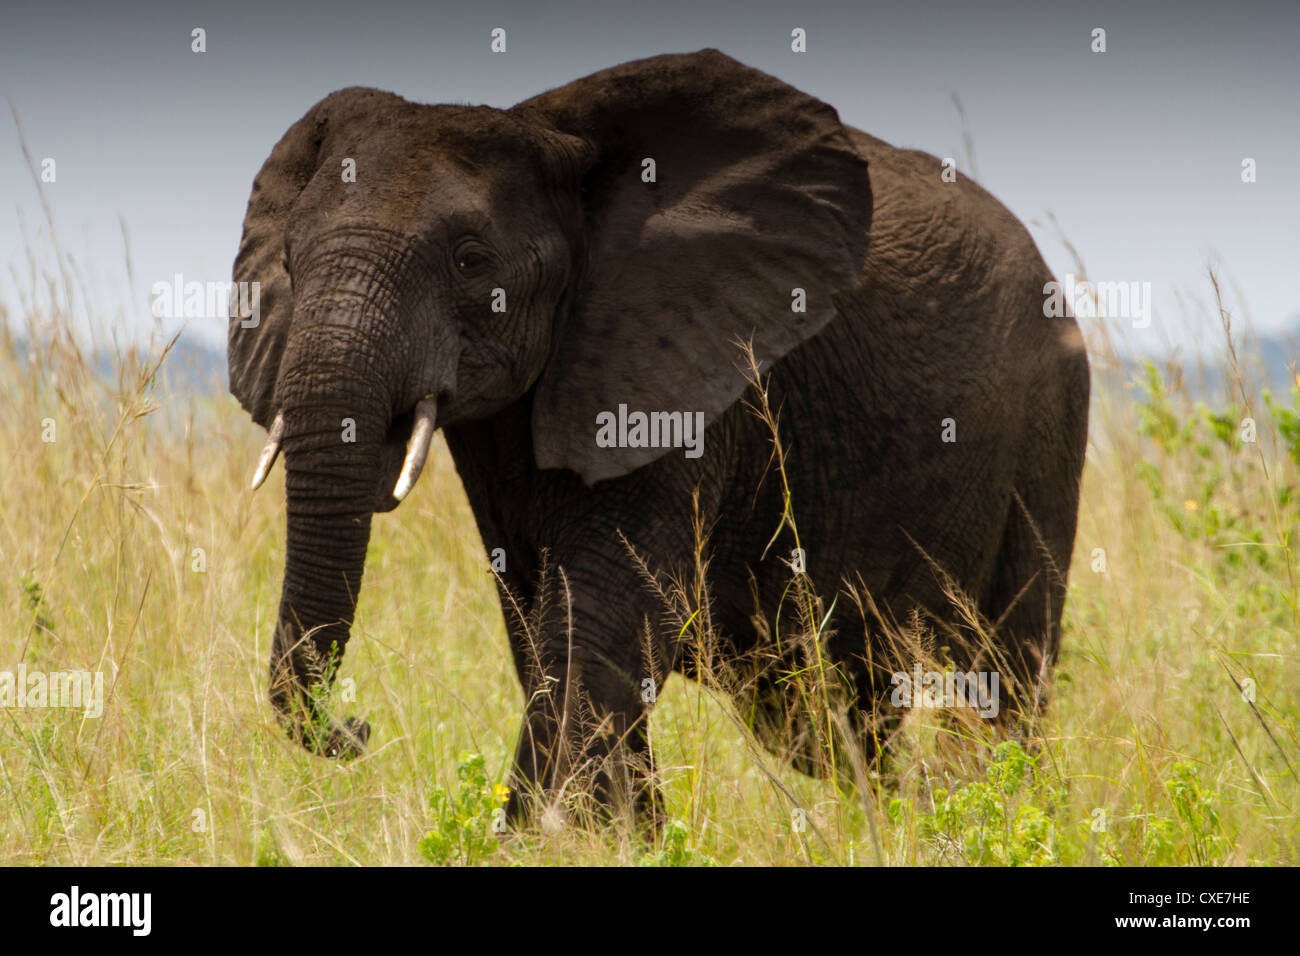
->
xmin=227 ymin=50 xmax=1089 ymax=824
xmin=446 ymin=127 xmax=1088 ymax=803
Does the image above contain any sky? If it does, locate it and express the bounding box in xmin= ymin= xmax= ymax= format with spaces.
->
xmin=2 ymin=0 xmax=1297 ymax=359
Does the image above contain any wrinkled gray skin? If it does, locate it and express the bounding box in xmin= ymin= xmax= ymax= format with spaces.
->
xmin=229 ymin=50 xmax=1089 ymax=825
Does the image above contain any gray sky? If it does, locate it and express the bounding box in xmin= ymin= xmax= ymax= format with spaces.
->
xmin=3 ymin=0 xmax=1297 ymax=357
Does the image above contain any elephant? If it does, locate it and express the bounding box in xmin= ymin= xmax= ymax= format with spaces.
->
xmin=227 ymin=49 xmax=1090 ymax=826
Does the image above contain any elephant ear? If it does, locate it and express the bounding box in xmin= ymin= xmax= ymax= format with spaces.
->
xmin=515 ymin=49 xmax=871 ymax=483
xmin=228 ymin=87 xmax=403 ymax=429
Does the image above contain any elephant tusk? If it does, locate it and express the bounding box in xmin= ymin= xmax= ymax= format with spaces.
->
xmin=251 ymin=412 xmax=285 ymax=491
xmin=392 ymin=396 xmax=438 ymax=502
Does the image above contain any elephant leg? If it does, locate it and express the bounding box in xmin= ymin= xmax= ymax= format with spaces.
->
xmin=980 ymin=485 xmax=1075 ymax=739
xmin=727 ymin=631 xmax=904 ymax=784
xmin=977 ymin=348 xmax=1088 ymax=740
xmin=502 ymin=564 xmax=667 ymax=831
xmin=507 ymin=664 xmax=659 ymax=830
xmin=849 ymin=647 xmax=912 ymax=775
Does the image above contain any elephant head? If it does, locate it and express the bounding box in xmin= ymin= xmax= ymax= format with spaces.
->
xmin=229 ymin=49 xmax=871 ymax=756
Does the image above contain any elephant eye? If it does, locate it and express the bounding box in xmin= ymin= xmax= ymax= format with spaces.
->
xmin=453 ymin=241 xmax=493 ymax=277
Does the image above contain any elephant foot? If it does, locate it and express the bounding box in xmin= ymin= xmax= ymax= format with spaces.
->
xmin=322 ymin=716 xmax=371 ymax=759
xmin=286 ymin=713 xmax=371 ymax=760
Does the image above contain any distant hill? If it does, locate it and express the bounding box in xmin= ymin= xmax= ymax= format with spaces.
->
xmin=1254 ymin=324 xmax=1300 ymax=391
xmin=154 ymin=331 xmax=228 ymax=395
xmin=1115 ymin=320 xmax=1299 ymax=401
xmin=11 ymin=316 xmax=1298 ymax=404
xmin=7 ymin=326 xmax=228 ymax=397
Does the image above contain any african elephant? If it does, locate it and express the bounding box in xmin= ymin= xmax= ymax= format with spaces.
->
xmin=228 ymin=49 xmax=1090 ymax=825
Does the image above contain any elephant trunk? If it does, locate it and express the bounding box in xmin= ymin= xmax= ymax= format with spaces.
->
xmin=269 ymin=330 xmax=394 ymax=757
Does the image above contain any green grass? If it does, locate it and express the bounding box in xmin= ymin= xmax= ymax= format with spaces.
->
xmin=1 ymin=250 xmax=1297 ymax=866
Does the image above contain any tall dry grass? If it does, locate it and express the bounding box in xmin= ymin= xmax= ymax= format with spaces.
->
xmin=1 ymin=210 xmax=1297 ymax=864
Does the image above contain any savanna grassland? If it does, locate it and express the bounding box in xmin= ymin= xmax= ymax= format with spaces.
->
xmin=1 ymin=246 xmax=1297 ymax=866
